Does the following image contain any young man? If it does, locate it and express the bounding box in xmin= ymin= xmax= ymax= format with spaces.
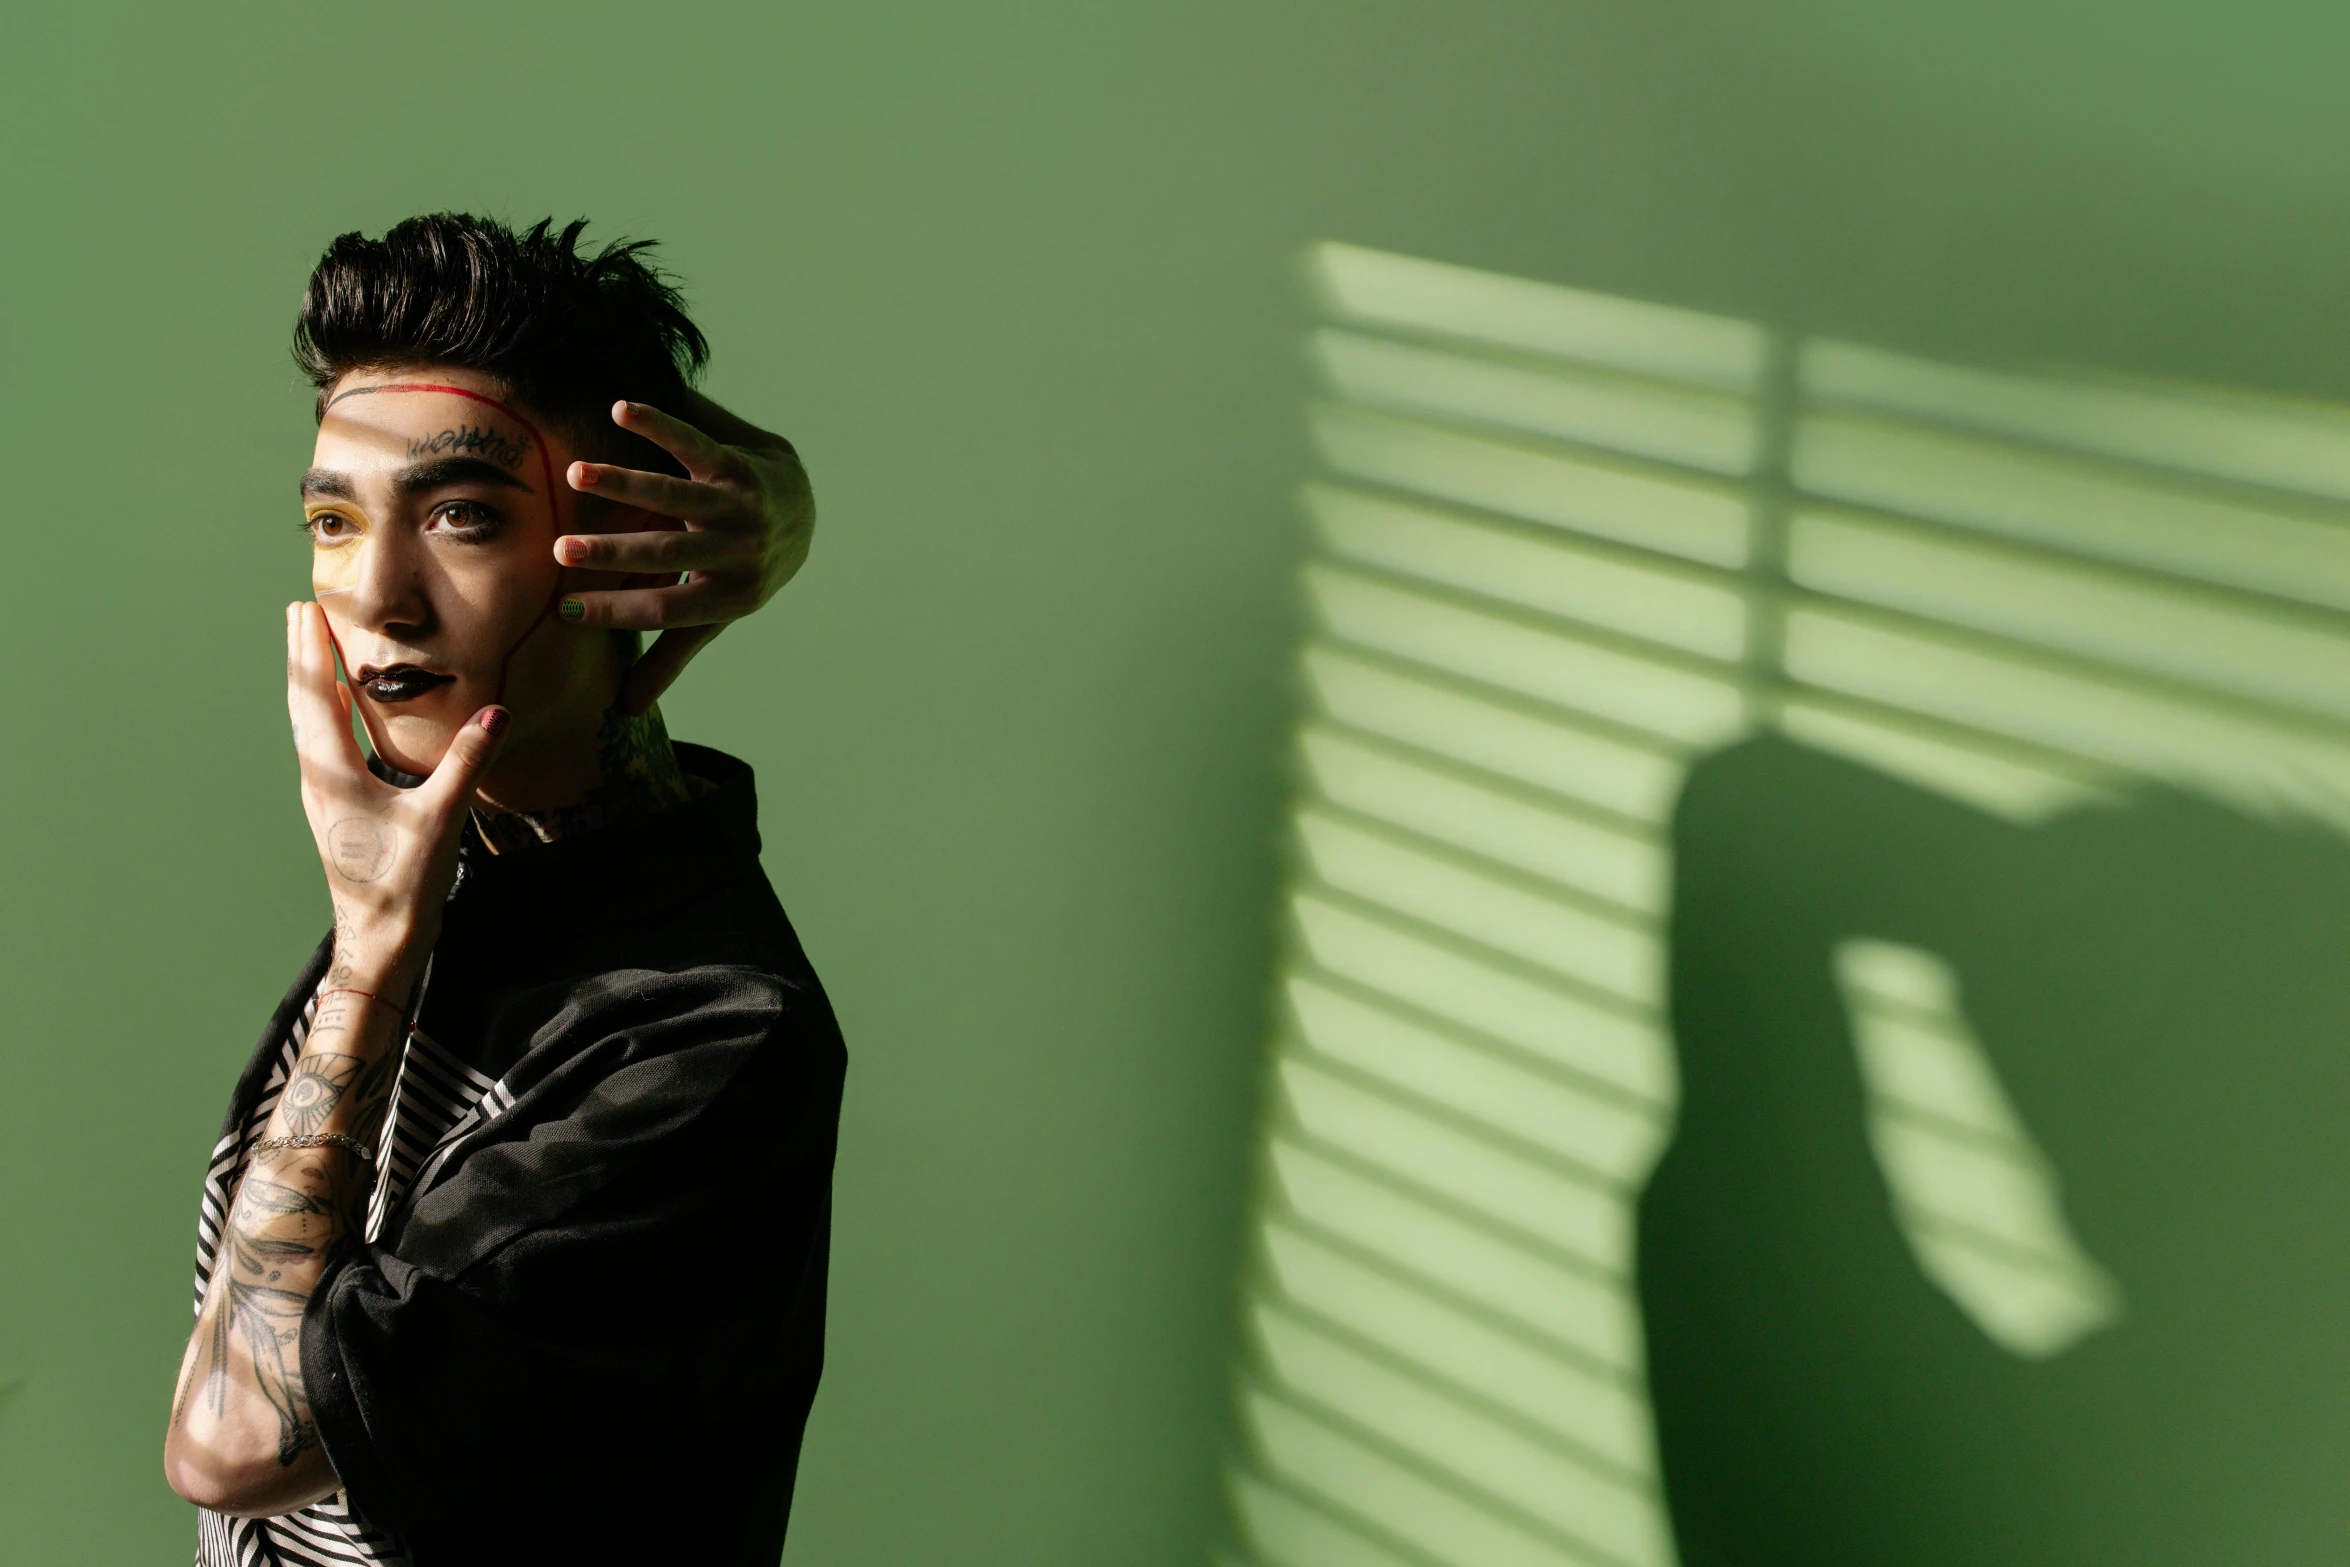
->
xmin=163 ymin=215 xmax=845 ymax=1566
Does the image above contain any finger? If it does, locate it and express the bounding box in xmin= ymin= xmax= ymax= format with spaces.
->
xmin=620 ymin=626 xmax=723 ymax=716
xmin=566 ymin=463 xmax=749 ymax=522
xmin=421 ymin=705 xmax=512 ymax=815
xmin=287 ymin=603 xmax=366 ymax=772
xmin=611 ymin=400 xmax=734 ymax=481
xmin=554 ymin=525 xmax=763 ymax=574
xmin=558 ymin=576 xmax=748 ymax=632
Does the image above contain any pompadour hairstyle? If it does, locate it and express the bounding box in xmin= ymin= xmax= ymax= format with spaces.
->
xmin=292 ymin=214 xmax=708 ymax=440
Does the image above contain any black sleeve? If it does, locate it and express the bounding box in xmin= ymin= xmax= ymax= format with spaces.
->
xmin=299 ymin=968 xmax=843 ymax=1566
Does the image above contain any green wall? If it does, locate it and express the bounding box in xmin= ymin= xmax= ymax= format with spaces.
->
xmin=4 ymin=1 xmax=2349 ymax=1561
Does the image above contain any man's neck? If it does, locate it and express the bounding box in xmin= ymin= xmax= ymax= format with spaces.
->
xmin=471 ymin=704 xmax=692 ymax=854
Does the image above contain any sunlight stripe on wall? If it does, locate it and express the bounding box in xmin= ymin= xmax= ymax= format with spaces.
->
xmin=1307 ymin=486 xmax=1750 ymax=661
xmin=1311 ymin=406 xmax=1754 ymax=569
xmin=1792 ymin=414 xmax=2350 ymax=614
xmin=1313 ymin=242 xmax=1766 ymax=392
xmin=1801 ymin=338 xmax=2350 ymax=502
xmin=1312 ymin=330 xmax=1760 ymax=476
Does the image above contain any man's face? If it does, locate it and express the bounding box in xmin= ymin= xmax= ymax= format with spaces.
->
xmin=303 ymin=367 xmax=612 ymax=779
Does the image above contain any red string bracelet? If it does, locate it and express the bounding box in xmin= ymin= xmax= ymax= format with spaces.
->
xmin=321 ymin=986 xmax=404 ymax=1015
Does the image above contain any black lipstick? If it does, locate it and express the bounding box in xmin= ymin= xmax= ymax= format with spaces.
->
xmin=356 ymin=664 xmax=457 ymax=703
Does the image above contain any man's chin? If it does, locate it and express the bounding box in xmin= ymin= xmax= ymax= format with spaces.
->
xmin=370 ymin=711 xmax=467 ymax=780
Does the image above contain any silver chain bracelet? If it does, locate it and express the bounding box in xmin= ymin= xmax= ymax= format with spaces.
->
xmin=250 ymin=1131 xmax=378 ymax=1166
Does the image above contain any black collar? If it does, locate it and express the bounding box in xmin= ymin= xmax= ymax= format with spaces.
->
xmin=447 ymin=743 xmax=765 ymax=935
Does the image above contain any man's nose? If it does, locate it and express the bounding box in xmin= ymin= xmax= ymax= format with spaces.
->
xmin=335 ymin=531 xmax=435 ymax=637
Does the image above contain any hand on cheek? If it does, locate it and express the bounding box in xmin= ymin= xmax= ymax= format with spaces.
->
xmin=286 ymin=600 xmax=512 ymax=997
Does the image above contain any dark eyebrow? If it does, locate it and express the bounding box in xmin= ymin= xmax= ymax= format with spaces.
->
xmin=299 ymin=458 xmax=532 ymax=504
xmin=390 ymin=457 xmax=533 ymax=498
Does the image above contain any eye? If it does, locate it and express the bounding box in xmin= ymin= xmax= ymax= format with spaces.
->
xmin=304 ymin=510 xmax=360 ymax=544
xmin=427 ymin=500 xmax=503 ymax=539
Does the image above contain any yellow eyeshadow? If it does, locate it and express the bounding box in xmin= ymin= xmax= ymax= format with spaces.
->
xmin=311 ymin=537 xmax=364 ymax=596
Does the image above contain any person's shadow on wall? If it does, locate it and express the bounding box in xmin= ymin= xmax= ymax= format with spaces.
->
xmin=1640 ymin=734 xmax=2350 ymax=1565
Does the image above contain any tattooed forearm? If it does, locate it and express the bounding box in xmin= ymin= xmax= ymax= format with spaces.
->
xmin=277 ymin=1052 xmax=364 ymax=1136
xmin=407 ymin=424 xmax=525 ymax=468
xmin=325 ymin=906 xmax=363 ymax=994
xmin=192 ymin=1157 xmax=353 ymax=1465
xmin=168 ymin=972 xmax=410 ymax=1492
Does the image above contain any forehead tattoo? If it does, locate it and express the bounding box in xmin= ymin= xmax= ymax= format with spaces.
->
xmin=406 ymin=424 xmax=529 ymax=468
xmin=325 ymin=383 xmax=535 ymax=470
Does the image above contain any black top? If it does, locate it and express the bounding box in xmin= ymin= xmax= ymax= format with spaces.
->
xmin=212 ymin=745 xmax=844 ymax=1565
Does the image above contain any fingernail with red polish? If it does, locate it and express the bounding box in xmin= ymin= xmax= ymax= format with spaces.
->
xmin=558 ymin=597 xmax=586 ymax=623
xmin=556 ymin=538 xmax=588 ymax=564
xmin=479 ymin=707 xmax=512 ymax=737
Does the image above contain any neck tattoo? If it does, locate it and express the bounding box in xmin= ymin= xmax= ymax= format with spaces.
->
xmin=471 ymin=704 xmax=693 ymax=853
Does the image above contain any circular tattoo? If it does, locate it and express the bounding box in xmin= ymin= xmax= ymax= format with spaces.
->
xmin=327 ymin=817 xmax=396 ymax=882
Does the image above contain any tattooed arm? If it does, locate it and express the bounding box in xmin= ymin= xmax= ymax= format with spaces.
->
xmin=164 ymin=985 xmax=405 ymax=1514
xmin=164 ymin=602 xmax=508 ymax=1515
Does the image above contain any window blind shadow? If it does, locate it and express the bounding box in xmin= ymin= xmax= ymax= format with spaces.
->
xmin=1224 ymin=241 xmax=2350 ymax=1567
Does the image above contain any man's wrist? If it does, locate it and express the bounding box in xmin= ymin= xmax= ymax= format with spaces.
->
xmin=328 ymin=938 xmax=425 ymax=1009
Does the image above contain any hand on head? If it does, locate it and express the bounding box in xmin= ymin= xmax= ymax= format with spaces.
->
xmin=553 ymin=394 xmax=814 ymax=715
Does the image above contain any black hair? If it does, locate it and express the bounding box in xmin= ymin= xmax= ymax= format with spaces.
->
xmin=292 ymin=214 xmax=708 ymax=447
